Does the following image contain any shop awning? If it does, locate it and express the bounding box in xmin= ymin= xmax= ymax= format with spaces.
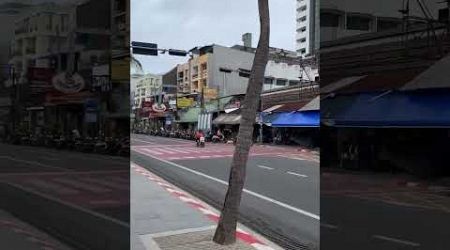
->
xmin=262 ymin=104 xmax=284 ymax=113
xmin=271 ymin=111 xmax=320 ymax=127
xmin=321 ymin=90 xmax=450 ymax=127
xmin=213 ymin=114 xmax=242 ymax=125
xmin=176 ymin=107 xmax=200 ymax=123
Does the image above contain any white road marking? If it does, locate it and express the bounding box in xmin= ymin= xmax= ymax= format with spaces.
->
xmin=0 ymin=156 xmax=69 ymax=171
xmin=131 ymin=154 xmax=320 ymax=221
xmin=320 ymin=223 xmax=338 ymax=230
xmin=372 ymin=235 xmax=421 ymax=247
xmin=27 ymin=180 xmax=79 ymax=195
xmin=141 ymin=148 xmax=162 ymax=155
xmin=131 ymin=138 xmax=156 ymax=144
xmin=286 ymin=171 xmax=308 ymax=178
xmin=52 ymin=178 xmax=111 ymax=193
xmin=257 ymin=165 xmax=274 ymax=170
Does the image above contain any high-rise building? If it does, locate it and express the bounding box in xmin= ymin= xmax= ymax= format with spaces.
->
xmin=296 ymin=0 xmax=318 ymax=57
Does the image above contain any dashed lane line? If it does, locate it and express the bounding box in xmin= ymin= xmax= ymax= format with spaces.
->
xmin=132 ymin=149 xmax=320 ymax=221
xmin=372 ymin=235 xmax=421 ymax=247
xmin=286 ymin=171 xmax=308 ymax=178
xmin=257 ymin=165 xmax=274 ymax=170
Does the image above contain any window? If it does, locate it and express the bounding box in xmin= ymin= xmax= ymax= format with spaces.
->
xmin=321 ymin=12 xmax=340 ymax=27
xmin=438 ymin=8 xmax=449 ymax=23
xmin=300 ymin=26 xmax=307 ymax=32
xmin=346 ymin=14 xmax=372 ymax=31
xmin=289 ymin=80 xmax=300 ymax=86
xmin=264 ymin=78 xmax=273 ymax=85
xmin=299 ymin=48 xmax=306 ymax=54
xmin=377 ymin=18 xmax=401 ymax=32
xmin=298 ymin=16 xmax=307 ymax=22
xmin=298 ymin=5 xmax=307 ymax=12
xmin=276 ymin=79 xmax=287 ymax=86
xmin=299 ymin=38 xmax=306 ymax=43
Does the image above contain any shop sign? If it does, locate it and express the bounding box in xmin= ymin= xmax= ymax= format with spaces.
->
xmin=141 ymin=101 xmax=153 ymax=112
xmin=52 ymin=72 xmax=85 ymax=94
xmin=203 ymin=88 xmax=218 ymax=100
xmin=84 ymin=98 xmax=98 ymax=112
xmin=111 ymin=58 xmax=130 ymax=81
xmin=28 ymin=67 xmax=54 ymax=93
xmin=92 ymin=75 xmax=111 ymax=92
xmin=152 ymin=103 xmax=166 ymax=113
xmin=224 ymin=101 xmax=241 ymax=111
xmin=177 ymin=97 xmax=194 ymax=108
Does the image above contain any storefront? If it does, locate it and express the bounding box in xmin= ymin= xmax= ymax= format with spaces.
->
xmin=321 ymin=90 xmax=450 ymax=177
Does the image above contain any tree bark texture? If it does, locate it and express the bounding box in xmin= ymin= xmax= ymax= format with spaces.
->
xmin=213 ymin=0 xmax=270 ymax=245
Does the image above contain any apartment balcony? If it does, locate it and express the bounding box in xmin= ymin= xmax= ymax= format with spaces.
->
xmin=192 ymin=74 xmax=198 ymax=80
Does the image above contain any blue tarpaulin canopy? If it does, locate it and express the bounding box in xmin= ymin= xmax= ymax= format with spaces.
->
xmin=321 ymin=90 xmax=450 ymax=127
xmin=271 ymin=111 xmax=320 ymax=127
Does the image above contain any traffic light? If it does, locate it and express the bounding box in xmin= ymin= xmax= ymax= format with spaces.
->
xmin=168 ymin=49 xmax=188 ymax=57
xmin=238 ymin=68 xmax=251 ymax=78
xmin=131 ymin=41 xmax=158 ymax=56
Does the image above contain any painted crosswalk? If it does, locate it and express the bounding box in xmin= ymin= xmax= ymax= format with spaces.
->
xmin=132 ymin=143 xmax=309 ymax=161
xmin=5 ymin=171 xmax=130 ymax=208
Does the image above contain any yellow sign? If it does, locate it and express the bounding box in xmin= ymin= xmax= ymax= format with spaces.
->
xmin=203 ymin=88 xmax=218 ymax=100
xmin=177 ymin=98 xmax=194 ymax=107
xmin=111 ymin=58 xmax=130 ymax=81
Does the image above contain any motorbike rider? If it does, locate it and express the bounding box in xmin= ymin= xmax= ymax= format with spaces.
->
xmin=195 ymin=130 xmax=205 ymax=144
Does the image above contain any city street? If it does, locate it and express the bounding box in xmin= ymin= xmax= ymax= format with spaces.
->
xmin=131 ymin=134 xmax=320 ymax=249
xmin=0 ymin=143 xmax=130 ymax=219
xmin=321 ymin=172 xmax=450 ymax=250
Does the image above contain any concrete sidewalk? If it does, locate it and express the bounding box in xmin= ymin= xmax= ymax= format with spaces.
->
xmin=131 ymin=162 xmax=282 ymax=250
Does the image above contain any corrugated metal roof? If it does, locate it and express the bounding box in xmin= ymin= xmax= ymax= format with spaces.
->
xmin=299 ymin=96 xmax=320 ymax=111
xmin=401 ymin=54 xmax=450 ymax=90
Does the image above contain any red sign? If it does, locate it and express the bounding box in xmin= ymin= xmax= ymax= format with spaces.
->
xmin=28 ymin=67 xmax=54 ymax=93
xmin=28 ymin=67 xmax=54 ymax=81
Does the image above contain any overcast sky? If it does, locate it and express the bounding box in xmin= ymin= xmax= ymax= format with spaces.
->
xmin=131 ymin=0 xmax=296 ymax=75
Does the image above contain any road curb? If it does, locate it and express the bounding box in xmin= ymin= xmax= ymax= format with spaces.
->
xmin=132 ymin=162 xmax=282 ymax=250
xmin=0 ymin=181 xmax=129 ymax=250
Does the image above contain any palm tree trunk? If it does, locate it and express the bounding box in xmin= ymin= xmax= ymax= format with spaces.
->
xmin=213 ymin=0 xmax=270 ymax=245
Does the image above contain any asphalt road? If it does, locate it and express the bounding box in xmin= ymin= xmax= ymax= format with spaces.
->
xmin=131 ymin=134 xmax=320 ymax=249
xmin=0 ymin=142 xmax=130 ymax=249
xmin=321 ymin=188 xmax=450 ymax=250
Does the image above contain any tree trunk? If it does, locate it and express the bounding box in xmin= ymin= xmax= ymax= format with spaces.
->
xmin=213 ymin=0 xmax=270 ymax=245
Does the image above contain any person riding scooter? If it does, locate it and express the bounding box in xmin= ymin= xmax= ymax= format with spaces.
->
xmin=195 ymin=130 xmax=205 ymax=147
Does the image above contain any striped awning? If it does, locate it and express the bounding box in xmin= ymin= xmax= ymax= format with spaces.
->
xmin=198 ymin=113 xmax=213 ymax=131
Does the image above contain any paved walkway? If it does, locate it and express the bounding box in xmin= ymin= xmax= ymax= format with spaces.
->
xmin=131 ymin=163 xmax=281 ymax=250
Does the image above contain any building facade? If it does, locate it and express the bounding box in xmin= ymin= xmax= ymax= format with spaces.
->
xmin=176 ymin=43 xmax=308 ymax=97
xmin=133 ymin=73 xmax=162 ymax=108
xmin=320 ymin=0 xmax=446 ymax=44
xmin=296 ymin=0 xmax=318 ymax=57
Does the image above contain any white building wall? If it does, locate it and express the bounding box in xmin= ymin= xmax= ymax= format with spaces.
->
xmin=320 ymin=0 xmax=444 ymax=43
xmin=296 ymin=0 xmax=311 ymax=56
